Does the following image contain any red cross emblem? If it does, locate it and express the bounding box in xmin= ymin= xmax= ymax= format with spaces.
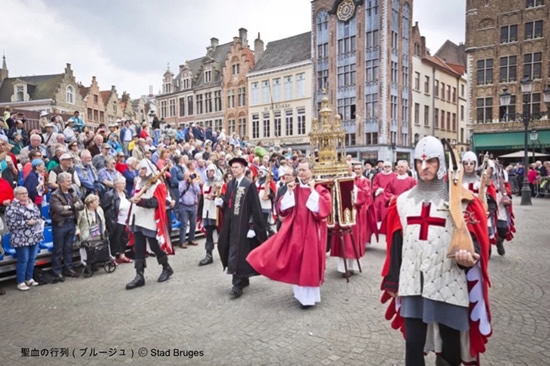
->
xmin=468 ymin=183 xmax=479 ymax=194
xmin=421 ymin=153 xmax=428 ymax=160
xmin=406 ymin=202 xmax=446 ymax=240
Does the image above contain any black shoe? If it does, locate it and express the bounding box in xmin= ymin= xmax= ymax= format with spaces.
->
xmin=126 ymin=272 xmax=145 ymax=290
xmin=496 ymin=239 xmax=505 ymax=256
xmin=63 ymin=269 xmax=79 ymax=278
xmin=198 ymin=254 xmax=213 ymax=266
xmin=0 ymin=288 xmax=5 ymax=295
xmin=158 ymin=265 xmax=174 ymax=282
xmin=229 ymin=286 xmax=243 ymax=299
xmin=53 ymin=273 xmax=65 ymax=283
xmin=300 ymin=304 xmax=314 ymax=310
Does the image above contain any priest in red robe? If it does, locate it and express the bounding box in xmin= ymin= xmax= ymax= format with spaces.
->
xmin=372 ymin=161 xmax=396 ymax=224
xmin=379 ymin=160 xmax=416 ymax=235
xmin=247 ymin=159 xmax=331 ymax=308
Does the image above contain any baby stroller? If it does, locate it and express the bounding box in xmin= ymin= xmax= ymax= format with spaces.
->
xmin=80 ymin=238 xmax=117 ymax=278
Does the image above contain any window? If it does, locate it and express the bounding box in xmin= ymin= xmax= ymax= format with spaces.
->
xmin=227 ymin=90 xmax=235 ymax=109
xmin=274 ymin=111 xmax=282 ymax=137
xmin=66 ymin=85 xmax=74 ymax=104
xmin=499 ymin=95 xmax=516 ymax=120
xmin=391 ymin=61 xmax=398 ymax=84
xmin=424 ymin=76 xmax=430 ymax=94
xmin=285 ymin=110 xmax=293 ymax=136
xmin=434 ymin=80 xmax=439 ymax=98
xmin=524 ymin=52 xmax=542 ymax=79
xmin=366 ymin=30 xmax=379 ymax=49
xmin=390 ymin=96 xmax=397 ymax=120
xmin=232 ymin=64 xmax=240 ymax=75
xmin=318 ymin=69 xmax=329 ymax=90
xmin=500 ymin=25 xmax=518 ymax=43
xmin=204 ymin=93 xmax=212 ymax=113
xmin=366 ymin=59 xmax=379 ymax=83
xmin=526 ymin=0 xmax=544 ymax=7
xmin=205 ymin=120 xmax=213 ymax=129
xmin=441 ymin=82 xmax=445 ymax=100
xmin=452 ymin=88 xmax=457 ymax=103
xmin=337 ymin=35 xmax=356 ymax=55
xmin=525 ymin=20 xmax=543 ymax=39
xmin=435 ymin=109 xmax=439 ymax=128
xmin=440 ymin=109 xmax=445 ymax=128
xmin=238 ymin=118 xmax=246 ymax=137
xmin=238 ymin=87 xmax=246 ymax=107
xmin=296 ymin=73 xmax=306 ymax=98
xmin=169 ymin=99 xmax=176 ymax=117
xmin=215 ymin=91 xmax=222 ymax=111
xmin=204 ymin=70 xmax=212 ymax=83
xmin=414 ymin=103 xmax=420 ymax=125
xmin=87 ymin=108 xmax=93 ymax=121
xmin=251 ymin=82 xmax=259 ymax=105
xmin=284 ymin=76 xmax=293 ymax=99
xmin=414 ymin=72 xmax=420 ymax=90
xmin=499 ymin=56 xmax=517 ymax=82
xmin=402 ymin=133 xmax=408 ymax=147
xmin=424 ymin=105 xmax=430 ymax=126
xmin=402 ymin=65 xmax=409 ymax=87
xmin=477 ymin=59 xmax=494 ymax=85
xmin=262 ymin=80 xmax=270 ymax=103
xmin=196 ymin=94 xmax=203 ymax=114
xmin=187 ymin=96 xmax=194 ymax=115
xmin=94 ymin=94 xmax=99 ymax=104
xmin=179 ymin=98 xmax=186 ymax=117
xmin=366 ymin=0 xmax=379 ymax=16
xmin=318 ymin=43 xmax=328 ymax=59
xmin=272 ymin=79 xmax=281 ymax=102
xmin=523 ymin=93 xmax=541 ymax=115
xmin=183 ymin=78 xmax=190 ymax=90
xmin=163 ymin=82 xmax=171 ymax=94
xmin=262 ymin=112 xmax=270 ymax=138
xmin=338 ymin=64 xmax=356 ymax=87
xmin=365 ymin=132 xmax=378 ymax=145
xmin=447 ymin=85 xmax=451 ymax=101
xmin=345 ymin=133 xmax=356 ymax=146
xmin=160 ymin=100 xmax=167 ymax=119
xmin=447 ymin=112 xmax=451 ymax=130
xmin=297 ymin=108 xmax=306 ymax=135
xmin=252 ymin=114 xmax=259 ymax=139
xmin=452 ymin=113 xmax=457 ymax=132
xmin=228 ymin=119 xmax=236 ymax=135
xmin=16 ymin=85 xmax=24 ymax=101
xmin=365 ymin=93 xmax=378 ymax=118
xmin=338 ymin=97 xmax=356 ymax=120
xmin=476 ymin=97 xmax=493 ymax=123
xmin=402 ymin=98 xmax=409 ymax=124
xmin=391 ymin=31 xmax=399 ymax=50
xmin=100 ymin=111 xmax=104 ymax=123
xmin=461 ymin=84 xmax=465 ymax=97
xmin=460 ymin=105 xmax=465 ymax=121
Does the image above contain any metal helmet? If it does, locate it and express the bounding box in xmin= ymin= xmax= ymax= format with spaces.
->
xmin=413 ymin=136 xmax=446 ymax=180
xmin=462 ymin=151 xmax=478 ymax=170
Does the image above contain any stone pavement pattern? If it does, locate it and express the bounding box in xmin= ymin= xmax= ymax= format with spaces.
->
xmin=0 ymin=197 xmax=549 ymax=366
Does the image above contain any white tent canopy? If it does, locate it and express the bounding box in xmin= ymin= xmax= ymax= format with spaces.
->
xmin=498 ymin=150 xmax=550 ymax=158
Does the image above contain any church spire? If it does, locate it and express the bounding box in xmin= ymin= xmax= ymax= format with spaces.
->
xmin=2 ymin=52 xmax=6 ymax=70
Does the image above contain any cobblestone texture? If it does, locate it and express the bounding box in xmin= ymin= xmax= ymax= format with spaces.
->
xmin=0 ymin=197 xmax=548 ymax=365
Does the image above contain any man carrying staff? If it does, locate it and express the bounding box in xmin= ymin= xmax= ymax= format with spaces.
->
xmin=381 ymin=136 xmax=492 ymax=366
xmin=247 ymin=160 xmax=331 ymax=308
xmin=215 ymin=157 xmax=268 ymax=299
xmin=125 ymin=160 xmax=174 ymax=290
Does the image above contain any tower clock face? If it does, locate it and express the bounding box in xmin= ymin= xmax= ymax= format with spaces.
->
xmin=337 ymin=0 xmax=356 ymax=22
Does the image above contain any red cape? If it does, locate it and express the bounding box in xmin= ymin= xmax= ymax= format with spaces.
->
xmin=373 ymin=172 xmax=396 ymax=222
xmin=0 ymin=178 xmax=14 ymax=203
xmin=247 ymin=185 xmax=331 ymax=287
xmin=380 ymin=196 xmax=492 ymax=362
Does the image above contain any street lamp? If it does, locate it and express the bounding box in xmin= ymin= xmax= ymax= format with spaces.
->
xmin=530 ymin=129 xmax=538 ymax=160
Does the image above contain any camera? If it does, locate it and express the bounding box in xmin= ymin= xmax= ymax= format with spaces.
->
xmin=190 ymin=174 xmax=197 ymax=179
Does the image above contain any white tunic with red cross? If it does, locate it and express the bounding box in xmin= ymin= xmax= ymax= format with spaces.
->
xmin=396 ymin=190 xmax=470 ymax=308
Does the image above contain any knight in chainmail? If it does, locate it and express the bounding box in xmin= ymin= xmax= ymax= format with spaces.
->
xmin=381 ymin=136 xmax=492 ymax=366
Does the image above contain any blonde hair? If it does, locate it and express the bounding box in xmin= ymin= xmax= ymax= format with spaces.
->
xmin=84 ymin=194 xmax=100 ymax=206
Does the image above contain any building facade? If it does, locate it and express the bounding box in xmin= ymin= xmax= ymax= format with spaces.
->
xmin=411 ymin=25 xmax=469 ymax=151
xmin=312 ymin=0 xmax=414 ymax=163
xmin=101 ymin=85 xmax=123 ymax=123
xmin=79 ymin=76 xmax=105 ymax=127
xmin=466 ymin=0 xmax=550 ymax=156
xmin=247 ymin=32 xmax=313 ymax=150
xmin=0 ymin=61 xmax=85 ymax=114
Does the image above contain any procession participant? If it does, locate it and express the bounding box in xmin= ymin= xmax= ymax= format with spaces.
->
xmin=372 ymin=161 xmax=396 ymax=225
xmin=492 ymin=162 xmax=515 ymax=256
xmin=274 ymin=166 xmax=295 ymax=231
xmin=215 ymin=156 xmax=268 ymax=299
xmin=256 ymin=166 xmax=276 ymax=236
xmin=247 ymin=160 xmax=331 ymax=308
xmin=381 ymin=136 xmax=491 ymax=366
xmin=352 ymin=161 xmax=378 ymax=247
xmin=379 ymin=160 xmax=416 ymax=235
xmin=198 ymin=164 xmax=220 ymax=266
xmin=125 ymin=159 xmax=174 ymax=290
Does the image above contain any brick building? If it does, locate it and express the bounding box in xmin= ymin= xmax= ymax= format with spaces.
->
xmin=79 ymin=76 xmax=105 ymax=127
xmin=312 ymin=0 xmax=414 ymax=163
xmin=466 ymin=0 xmax=550 ymax=156
xmin=100 ymin=85 xmax=123 ymax=123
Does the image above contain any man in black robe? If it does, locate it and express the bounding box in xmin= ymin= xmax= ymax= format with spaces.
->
xmin=216 ymin=157 xmax=268 ymax=299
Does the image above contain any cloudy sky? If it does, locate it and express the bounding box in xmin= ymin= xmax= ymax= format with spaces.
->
xmin=1 ymin=0 xmax=465 ymax=99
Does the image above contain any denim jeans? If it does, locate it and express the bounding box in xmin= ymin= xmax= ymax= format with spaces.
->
xmin=14 ymin=244 xmax=40 ymax=284
xmin=52 ymin=220 xmax=76 ymax=275
xmin=179 ymin=205 xmax=197 ymax=243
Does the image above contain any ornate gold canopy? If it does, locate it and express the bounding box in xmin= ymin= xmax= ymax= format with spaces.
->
xmin=309 ymin=90 xmax=349 ymax=179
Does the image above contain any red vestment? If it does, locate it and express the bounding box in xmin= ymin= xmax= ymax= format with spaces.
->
xmin=247 ymin=184 xmax=331 ymax=287
xmin=372 ymin=172 xmax=396 ymax=222
xmin=379 ymin=175 xmax=416 ymax=235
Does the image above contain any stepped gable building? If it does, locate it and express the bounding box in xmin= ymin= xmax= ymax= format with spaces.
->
xmin=80 ymin=76 xmax=106 ymax=126
xmin=312 ymin=0 xmax=414 ymax=163
xmin=247 ymin=32 xmax=313 ymax=150
xmin=0 ymin=60 xmax=85 ymax=114
xmin=466 ymin=0 xmax=550 ymax=156
xmin=100 ymin=85 xmax=123 ymax=123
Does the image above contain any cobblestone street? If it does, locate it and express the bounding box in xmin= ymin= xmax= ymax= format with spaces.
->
xmin=1 ymin=196 xmax=549 ymax=366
